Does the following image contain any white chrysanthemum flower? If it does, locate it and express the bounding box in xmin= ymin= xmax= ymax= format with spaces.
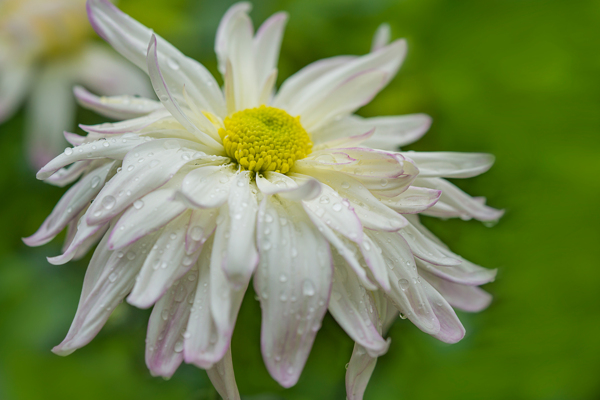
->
xmin=25 ymin=1 xmax=503 ymax=398
xmin=0 ymin=0 xmax=151 ymax=168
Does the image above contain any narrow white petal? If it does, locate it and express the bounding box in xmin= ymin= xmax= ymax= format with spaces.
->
xmin=79 ymin=109 xmax=172 ymax=135
xmin=180 ymin=164 xmax=236 ymax=209
xmin=45 ymin=160 xmax=92 ymax=187
xmin=328 ymin=254 xmax=389 ymax=356
xmin=280 ymin=40 xmax=406 ymax=117
xmin=206 ymin=347 xmax=241 ymax=400
xmin=345 ymin=344 xmax=378 ymax=400
xmin=420 ymin=280 xmax=465 ymax=343
xmin=369 ymin=232 xmax=440 ymax=335
xmin=37 ymin=134 xmax=154 ymax=180
xmin=53 ymin=232 xmax=158 ymax=355
xmin=302 ymin=170 xmax=407 ymax=231
xmin=254 ymin=197 xmax=332 ymax=388
xmin=360 ymin=113 xmax=432 ymax=150
xmin=273 ymin=56 xmax=356 ymax=110
xmin=210 ymin=209 xmax=248 ymax=355
xmin=371 ymin=23 xmax=391 ymax=52
xmin=87 ymin=0 xmax=225 ymax=116
xmin=399 ymin=222 xmax=462 ymax=266
xmin=420 ymin=270 xmax=492 ymax=312
xmin=108 ymin=178 xmax=188 ymax=250
xmin=224 ymin=172 xmax=259 ymax=287
xmin=402 ymin=152 xmax=495 ymax=178
xmin=24 ymin=161 xmax=117 ymax=246
xmin=146 ymin=36 xmax=222 ymax=149
xmin=360 ymin=233 xmax=390 ymax=291
xmin=87 ymin=139 xmax=209 ymax=225
xmin=184 ymin=236 xmax=231 ymax=368
xmin=295 ymin=69 xmax=387 ymax=132
xmin=74 ymin=86 xmax=162 ymax=120
xmin=415 ymin=177 xmax=504 ymax=221
xmin=254 ymin=12 xmax=288 ymax=91
xmin=145 ymin=265 xmax=198 ymax=378
xmin=128 ymin=212 xmax=201 ymax=309
xmin=215 ymin=2 xmax=253 ymax=75
xmin=380 ymin=186 xmax=441 ymax=214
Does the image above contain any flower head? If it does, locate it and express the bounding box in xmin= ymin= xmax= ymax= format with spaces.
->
xmin=26 ymin=1 xmax=503 ymax=398
xmin=0 ymin=0 xmax=151 ymax=168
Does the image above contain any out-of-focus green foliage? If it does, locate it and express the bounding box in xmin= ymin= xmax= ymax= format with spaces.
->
xmin=1 ymin=0 xmax=599 ymax=399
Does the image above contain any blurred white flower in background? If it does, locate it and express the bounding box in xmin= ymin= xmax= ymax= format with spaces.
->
xmin=0 ymin=0 xmax=152 ymax=168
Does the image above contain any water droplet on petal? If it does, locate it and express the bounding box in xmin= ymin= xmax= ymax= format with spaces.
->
xmin=101 ymin=195 xmax=116 ymax=210
xmin=133 ymin=200 xmax=144 ymax=209
xmin=64 ymin=148 xmax=73 ymax=155
xmin=302 ymin=279 xmax=315 ymax=296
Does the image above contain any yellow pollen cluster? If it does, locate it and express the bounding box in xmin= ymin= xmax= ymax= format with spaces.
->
xmin=220 ymin=105 xmax=312 ymax=174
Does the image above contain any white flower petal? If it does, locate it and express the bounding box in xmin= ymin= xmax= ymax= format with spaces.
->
xmin=215 ymin=2 xmax=253 ymax=75
xmin=420 ymin=270 xmax=492 ymax=312
xmin=369 ymin=231 xmax=440 ymax=335
xmin=48 ymin=209 xmax=110 ymax=266
xmin=371 ymin=23 xmax=391 ymax=52
xmin=314 ymin=128 xmax=375 ymax=150
xmin=53 ymin=232 xmax=157 ymax=355
xmin=227 ymin=12 xmax=258 ymax=111
xmin=256 ymin=172 xmax=321 ymax=201
xmin=345 ymin=344 xmax=377 ymax=400
xmin=145 ymin=265 xmax=198 ymax=378
xmin=296 ymin=69 xmax=387 ymax=132
xmin=328 ymin=253 xmax=389 ymax=356
xmin=299 ymin=177 xmax=365 ymax=242
xmin=415 ymin=177 xmax=504 ymax=222
xmin=380 ymin=186 xmax=442 ymax=214
xmin=128 ymin=212 xmax=201 ymax=309
xmin=417 ymin=258 xmax=497 ymax=287
xmin=302 ymin=170 xmax=407 ymax=231
xmin=87 ymin=0 xmax=225 ymax=116
xmin=206 ymin=347 xmax=241 ymax=400
xmin=185 ymin=209 xmax=218 ymax=254
xmin=399 ymin=222 xmax=462 ymax=266
xmin=254 ymin=12 xmax=288 ymax=92
xmin=87 ymin=139 xmax=208 ymax=225
xmin=360 ymin=233 xmax=391 ymax=291
xmin=254 ymin=197 xmax=332 ymax=388
xmin=184 ymin=236 xmax=231 ymax=368
xmin=180 ymin=165 xmax=237 ymax=209
xmin=24 ymin=161 xmax=117 ymax=246
xmin=420 ymin=280 xmax=465 ymax=343
xmin=74 ymin=86 xmax=162 ymax=120
xmin=45 ymin=160 xmax=92 ymax=187
xmin=403 ymin=152 xmax=495 ymax=178
xmin=279 ymin=40 xmax=406 ymax=119
xmin=79 ymin=109 xmax=172 ymax=135
xmin=224 ymin=172 xmax=259 ymax=287
xmin=147 ymin=36 xmax=222 ymax=150
xmin=300 ymin=148 xmax=418 ymax=198
xmin=37 ymin=134 xmax=153 ymax=180
xmin=360 ymin=113 xmax=432 ymax=150
xmin=273 ymin=55 xmax=356 ymax=110
xmin=210 ymin=209 xmax=248 ymax=355
xmin=108 ymin=178 xmax=188 ymax=250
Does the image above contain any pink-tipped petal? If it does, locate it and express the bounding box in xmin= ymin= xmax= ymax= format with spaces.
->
xmin=254 ymin=197 xmax=332 ymax=388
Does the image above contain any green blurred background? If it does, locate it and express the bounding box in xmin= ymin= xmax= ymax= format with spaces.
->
xmin=1 ymin=0 xmax=599 ymax=399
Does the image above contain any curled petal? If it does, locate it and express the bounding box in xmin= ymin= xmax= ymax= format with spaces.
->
xmin=420 ymin=270 xmax=492 ymax=312
xmin=381 ymin=186 xmax=441 ymax=214
xmin=180 ymin=165 xmax=236 ymax=209
xmin=74 ymin=86 xmax=162 ymax=120
xmin=25 ymin=161 xmax=117 ymax=246
xmin=420 ymin=280 xmax=465 ymax=343
xmin=53 ymin=232 xmax=158 ymax=356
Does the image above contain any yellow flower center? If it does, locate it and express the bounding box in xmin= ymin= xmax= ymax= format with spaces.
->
xmin=219 ymin=105 xmax=312 ymax=174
